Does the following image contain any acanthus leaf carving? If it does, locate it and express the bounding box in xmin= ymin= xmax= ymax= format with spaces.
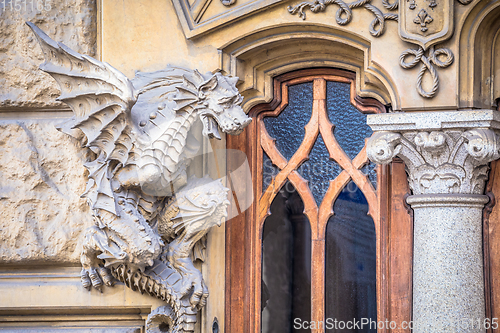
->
xmin=367 ymin=128 xmax=500 ymax=195
xmin=28 ymin=22 xmax=251 ymax=333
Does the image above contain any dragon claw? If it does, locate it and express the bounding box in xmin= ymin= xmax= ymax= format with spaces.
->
xmin=81 ymin=266 xmax=115 ymax=291
xmin=192 ymin=280 xmax=209 ymax=309
xmin=99 ymin=266 xmax=115 ymax=286
xmin=81 ymin=269 xmax=92 ymax=290
xmin=175 ymin=268 xmax=209 ymax=309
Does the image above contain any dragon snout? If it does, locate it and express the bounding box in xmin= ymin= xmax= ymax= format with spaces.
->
xmin=226 ymin=118 xmax=250 ymax=135
xmin=228 ymin=105 xmax=251 ymax=128
xmin=227 ymin=115 xmax=251 ymax=134
xmin=240 ymin=117 xmax=251 ymax=127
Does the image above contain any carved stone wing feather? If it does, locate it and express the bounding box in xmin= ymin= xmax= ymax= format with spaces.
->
xmin=27 ymin=22 xmax=138 ymax=214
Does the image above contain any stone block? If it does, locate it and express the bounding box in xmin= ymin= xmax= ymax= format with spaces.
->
xmin=0 ymin=120 xmax=92 ymax=263
xmin=0 ymin=0 xmax=96 ymax=109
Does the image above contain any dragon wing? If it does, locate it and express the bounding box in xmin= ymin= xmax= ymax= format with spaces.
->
xmin=27 ymin=22 xmax=137 ymax=214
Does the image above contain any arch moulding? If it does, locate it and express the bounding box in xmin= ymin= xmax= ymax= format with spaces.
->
xmin=217 ymin=24 xmax=400 ymax=112
xmin=458 ymin=0 xmax=500 ymax=109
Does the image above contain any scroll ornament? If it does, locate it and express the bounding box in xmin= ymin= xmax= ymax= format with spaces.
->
xmin=27 ymin=22 xmax=251 ymax=333
xmin=367 ymin=128 xmax=500 ymax=195
xmin=287 ymin=0 xmax=474 ymax=98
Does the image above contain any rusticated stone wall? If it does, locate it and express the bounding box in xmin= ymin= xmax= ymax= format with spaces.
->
xmin=0 ymin=120 xmax=92 ymax=263
xmin=0 ymin=0 xmax=97 ymax=263
xmin=0 ymin=0 xmax=97 ymax=109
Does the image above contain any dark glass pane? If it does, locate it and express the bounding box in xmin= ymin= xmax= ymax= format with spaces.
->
xmin=264 ymin=83 xmax=314 ymax=161
xmin=261 ymin=182 xmax=311 ymax=333
xmin=326 ymin=81 xmax=373 ymax=160
xmin=325 ymin=181 xmax=377 ymax=332
xmin=361 ymin=161 xmax=378 ymax=190
xmin=297 ymin=134 xmax=342 ymax=205
xmin=263 ymin=152 xmax=280 ymax=192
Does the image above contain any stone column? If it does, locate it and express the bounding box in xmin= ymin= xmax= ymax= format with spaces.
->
xmin=366 ymin=110 xmax=500 ymax=333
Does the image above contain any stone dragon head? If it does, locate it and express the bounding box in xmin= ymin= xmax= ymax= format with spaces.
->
xmin=195 ymin=72 xmax=251 ymax=139
xmin=133 ymin=68 xmax=251 ymax=143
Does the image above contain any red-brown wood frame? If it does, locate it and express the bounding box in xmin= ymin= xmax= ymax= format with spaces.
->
xmin=225 ymin=68 xmax=413 ymax=333
xmin=484 ymin=160 xmax=500 ymax=333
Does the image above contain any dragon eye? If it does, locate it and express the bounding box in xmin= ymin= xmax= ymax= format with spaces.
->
xmin=218 ymin=95 xmax=242 ymax=107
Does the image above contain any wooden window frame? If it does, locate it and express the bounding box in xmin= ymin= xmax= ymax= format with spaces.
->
xmin=225 ymin=68 xmax=412 ymax=333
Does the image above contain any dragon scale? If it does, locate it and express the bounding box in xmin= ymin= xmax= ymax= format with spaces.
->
xmin=136 ymin=109 xmax=198 ymax=180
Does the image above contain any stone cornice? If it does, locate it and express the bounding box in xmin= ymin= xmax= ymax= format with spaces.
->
xmin=366 ymin=110 xmax=500 ymax=195
xmin=367 ymin=109 xmax=500 ymax=131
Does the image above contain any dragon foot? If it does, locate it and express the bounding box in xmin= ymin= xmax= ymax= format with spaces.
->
xmin=177 ymin=265 xmax=209 ymax=309
xmin=80 ymin=266 xmax=115 ymax=291
xmin=80 ymin=225 xmax=125 ymax=291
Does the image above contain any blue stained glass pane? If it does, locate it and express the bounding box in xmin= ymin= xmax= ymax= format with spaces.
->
xmin=326 ymin=81 xmax=373 ymax=160
xmin=264 ymin=83 xmax=314 ymax=161
xmin=361 ymin=162 xmax=378 ymax=190
xmin=325 ymin=181 xmax=377 ymax=332
xmin=297 ymin=135 xmax=342 ymax=205
xmin=263 ymin=152 xmax=280 ymax=193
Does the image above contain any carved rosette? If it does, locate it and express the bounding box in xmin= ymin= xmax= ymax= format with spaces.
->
xmin=367 ymin=128 xmax=500 ymax=195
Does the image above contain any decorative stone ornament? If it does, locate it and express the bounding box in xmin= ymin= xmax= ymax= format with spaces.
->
xmin=398 ymin=0 xmax=457 ymax=98
xmin=286 ymin=0 xmax=474 ymax=99
xmin=366 ymin=109 xmax=498 ymax=332
xmin=398 ymin=45 xmax=454 ymax=98
xmin=220 ymin=0 xmax=236 ymax=6
xmin=399 ymin=0 xmax=453 ymax=49
xmin=367 ymin=111 xmax=500 ymax=195
xmin=367 ymin=128 xmax=499 ymax=194
xmin=287 ymin=0 xmax=399 ymax=37
xmin=413 ymin=9 xmax=434 ymax=33
xmin=27 ymin=22 xmax=251 ymax=333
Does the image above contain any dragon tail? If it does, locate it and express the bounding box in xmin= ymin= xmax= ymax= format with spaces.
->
xmin=111 ymin=260 xmax=197 ymax=333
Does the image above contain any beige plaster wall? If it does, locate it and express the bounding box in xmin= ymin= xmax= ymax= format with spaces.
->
xmin=99 ymin=0 xmax=483 ymax=111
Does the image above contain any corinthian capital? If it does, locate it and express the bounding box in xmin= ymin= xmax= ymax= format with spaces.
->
xmin=366 ymin=111 xmax=500 ymax=195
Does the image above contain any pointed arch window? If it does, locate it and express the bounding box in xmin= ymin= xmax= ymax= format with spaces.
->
xmin=225 ymin=69 xmax=413 ymax=333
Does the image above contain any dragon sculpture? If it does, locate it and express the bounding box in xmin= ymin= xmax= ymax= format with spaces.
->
xmin=27 ymin=22 xmax=251 ymax=333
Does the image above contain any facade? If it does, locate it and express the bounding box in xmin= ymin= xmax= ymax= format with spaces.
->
xmin=1 ymin=0 xmax=500 ymax=332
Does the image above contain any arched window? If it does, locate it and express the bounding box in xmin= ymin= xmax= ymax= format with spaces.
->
xmin=226 ymin=69 xmax=412 ymax=333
